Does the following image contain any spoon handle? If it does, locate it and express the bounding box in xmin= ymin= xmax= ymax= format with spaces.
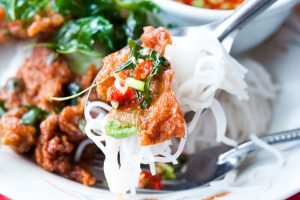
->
xmin=214 ymin=0 xmax=277 ymax=42
xmin=218 ymin=128 xmax=300 ymax=164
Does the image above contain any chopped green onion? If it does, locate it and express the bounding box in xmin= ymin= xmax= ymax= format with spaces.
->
xmin=111 ymin=101 xmax=119 ymax=109
xmin=125 ymin=77 xmax=145 ymax=92
xmin=105 ymin=118 xmax=137 ymax=139
xmin=157 ymin=163 xmax=176 ymax=180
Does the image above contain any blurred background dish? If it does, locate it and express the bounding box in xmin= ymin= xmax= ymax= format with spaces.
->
xmin=153 ymin=0 xmax=299 ymax=53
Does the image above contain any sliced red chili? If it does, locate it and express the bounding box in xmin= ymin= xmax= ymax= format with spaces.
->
xmin=139 ymin=171 xmax=162 ymax=190
xmin=108 ymin=86 xmax=136 ymax=106
xmin=134 ymin=60 xmax=153 ymax=80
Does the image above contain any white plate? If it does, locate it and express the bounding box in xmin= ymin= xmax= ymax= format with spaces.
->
xmin=1 ymin=12 xmax=300 ymax=200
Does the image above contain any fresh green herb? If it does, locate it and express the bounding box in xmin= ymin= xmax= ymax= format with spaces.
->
xmin=111 ymin=101 xmax=119 ymax=109
xmin=105 ymin=118 xmax=137 ymax=139
xmin=0 ymin=0 xmax=48 ymax=21
xmin=116 ymin=0 xmax=159 ymax=13
xmin=78 ymin=119 xmax=87 ymax=134
xmin=173 ymin=154 xmax=189 ymax=172
xmin=116 ymin=39 xmax=169 ymax=109
xmin=54 ymin=104 xmax=64 ymax=114
xmin=125 ymin=77 xmax=145 ymax=91
xmin=0 ymin=102 xmax=6 ymax=117
xmin=125 ymin=11 xmax=146 ymax=40
xmin=101 ymin=179 xmax=109 ymax=188
xmin=21 ymin=106 xmax=48 ymax=125
xmin=4 ymin=78 xmax=22 ymax=91
xmin=66 ymin=82 xmax=81 ymax=106
xmin=50 ymin=76 xmax=109 ymax=102
xmin=52 ymin=0 xmax=120 ymax=19
xmin=51 ymin=0 xmax=158 ymax=54
xmin=157 ymin=163 xmax=176 ymax=180
xmin=116 ymin=0 xmax=159 ymax=39
xmin=55 ymin=16 xmax=113 ymax=56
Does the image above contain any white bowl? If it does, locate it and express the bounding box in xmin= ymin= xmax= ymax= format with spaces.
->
xmin=153 ymin=0 xmax=299 ymax=54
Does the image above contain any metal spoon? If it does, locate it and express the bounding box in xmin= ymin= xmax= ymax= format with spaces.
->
xmin=88 ymin=128 xmax=300 ymax=193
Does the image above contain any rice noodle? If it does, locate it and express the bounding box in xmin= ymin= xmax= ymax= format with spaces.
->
xmin=83 ymin=29 xmax=277 ymax=195
xmin=184 ymin=58 xmax=277 ymax=153
xmin=84 ymin=101 xmax=187 ymax=194
xmin=250 ymin=134 xmax=285 ymax=167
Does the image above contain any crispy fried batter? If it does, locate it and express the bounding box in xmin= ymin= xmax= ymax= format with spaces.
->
xmin=2 ymin=8 xmax=64 ymax=39
xmin=97 ymin=27 xmax=185 ymax=146
xmin=0 ymin=46 xmax=99 ymax=185
xmin=141 ymin=26 xmax=172 ymax=55
xmin=35 ymin=114 xmax=95 ymax=185
xmin=0 ymin=108 xmax=36 ymax=153
xmin=58 ymin=101 xmax=86 ymax=143
xmin=0 ymin=47 xmax=73 ymax=111
xmin=96 ymin=48 xmax=130 ymax=101
xmin=27 ymin=10 xmax=64 ymax=37
xmin=139 ymin=69 xmax=185 ymax=145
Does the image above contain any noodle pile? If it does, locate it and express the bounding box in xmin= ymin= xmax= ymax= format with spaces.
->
xmin=84 ymin=29 xmax=276 ymax=195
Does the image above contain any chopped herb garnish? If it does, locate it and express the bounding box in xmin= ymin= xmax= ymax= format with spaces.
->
xmin=4 ymin=78 xmax=22 ymax=91
xmin=78 ymin=119 xmax=87 ymax=134
xmin=105 ymin=118 xmax=137 ymax=139
xmin=0 ymin=102 xmax=6 ymax=117
xmin=115 ymin=39 xmax=170 ymax=109
xmin=21 ymin=106 xmax=48 ymax=125
xmin=55 ymin=16 xmax=113 ymax=56
xmin=125 ymin=77 xmax=145 ymax=91
xmin=0 ymin=0 xmax=48 ymax=21
xmin=157 ymin=163 xmax=176 ymax=180
xmin=101 ymin=179 xmax=109 ymax=188
xmin=66 ymin=82 xmax=81 ymax=106
xmin=173 ymin=154 xmax=189 ymax=172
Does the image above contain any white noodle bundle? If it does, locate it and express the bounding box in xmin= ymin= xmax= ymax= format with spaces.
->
xmin=184 ymin=58 xmax=277 ymax=153
xmin=83 ymin=30 xmax=275 ymax=195
xmin=165 ymin=29 xmax=248 ymax=148
xmin=84 ymin=101 xmax=187 ymax=195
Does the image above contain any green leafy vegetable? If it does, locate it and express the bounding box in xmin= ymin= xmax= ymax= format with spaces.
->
xmin=0 ymin=0 xmax=48 ymax=21
xmin=50 ymin=0 xmax=158 ymax=54
xmin=4 ymin=78 xmax=22 ymax=91
xmin=105 ymin=118 xmax=137 ymax=139
xmin=157 ymin=163 xmax=176 ymax=180
xmin=116 ymin=0 xmax=159 ymax=39
xmin=116 ymin=0 xmax=159 ymax=13
xmin=78 ymin=119 xmax=87 ymax=134
xmin=116 ymin=39 xmax=169 ymax=109
xmin=101 ymin=179 xmax=109 ymax=188
xmin=125 ymin=77 xmax=145 ymax=91
xmin=0 ymin=102 xmax=6 ymax=117
xmin=21 ymin=106 xmax=48 ymax=125
xmin=52 ymin=0 xmax=121 ymax=19
xmin=173 ymin=154 xmax=189 ymax=172
xmin=55 ymin=16 xmax=113 ymax=56
xmin=66 ymin=82 xmax=81 ymax=106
